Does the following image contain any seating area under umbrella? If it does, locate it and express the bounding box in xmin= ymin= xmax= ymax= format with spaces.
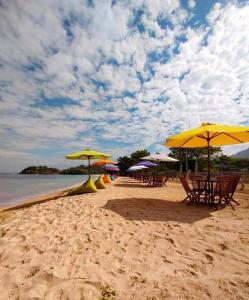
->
xmin=164 ymin=122 xmax=249 ymax=208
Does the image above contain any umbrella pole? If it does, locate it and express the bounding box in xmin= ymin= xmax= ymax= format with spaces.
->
xmin=207 ymin=134 xmax=210 ymax=180
xmin=185 ymin=148 xmax=188 ymax=173
xmin=88 ymin=156 xmax=90 ymax=179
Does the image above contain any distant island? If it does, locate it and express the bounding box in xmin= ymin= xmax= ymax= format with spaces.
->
xmin=20 ymin=166 xmax=61 ymax=175
xmin=20 ymin=165 xmax=104 ymax=175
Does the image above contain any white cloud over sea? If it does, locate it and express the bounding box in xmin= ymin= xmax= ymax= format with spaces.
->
xmin=0 ymin=0 xmax=249 ymax=171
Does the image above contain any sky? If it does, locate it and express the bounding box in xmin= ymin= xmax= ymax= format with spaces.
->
xmin=0 ymin=0 xmax=249 ymax=172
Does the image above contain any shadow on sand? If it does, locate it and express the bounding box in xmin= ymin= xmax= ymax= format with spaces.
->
xmin=102 ymin=198 xmax=215 ymax=224
xmin=115 ymin=183 xmax=148 ymax=188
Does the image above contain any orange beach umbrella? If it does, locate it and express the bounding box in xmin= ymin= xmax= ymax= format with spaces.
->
xmin=92 ymin=159 xmax=117 ymax=166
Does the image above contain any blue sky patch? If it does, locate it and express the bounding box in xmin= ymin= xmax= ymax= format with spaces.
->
xmin=35 ymin=97 xmax=79 ymax=108
xmin=129 ymin=8 xmax=146 ymax=32
xmin=23 ymin=61 xmax=44 ymax=72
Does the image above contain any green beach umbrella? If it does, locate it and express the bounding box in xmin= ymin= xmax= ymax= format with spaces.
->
xmin=65 ymin=148 xmax=111 ymax=178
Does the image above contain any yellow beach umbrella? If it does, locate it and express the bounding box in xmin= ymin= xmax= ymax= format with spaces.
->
xmin=65 ymin=148 xmax=111 ymax=178
xmin=164 ymin=123 xmax=249 ymax=179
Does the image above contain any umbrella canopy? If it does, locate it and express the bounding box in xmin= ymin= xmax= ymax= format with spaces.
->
xmin=103 ymin=164 xmax=120 ymax=171
xmin=105 ymin=168 xmax=119 ymax=171
xmin=103 ymin=164 xmax=119 ymax=169
xmin=164 ymin=122 xmax=249 ymax=179
xmin=92 ymin=159 xmax=117 ymax=166
xmin=127 ymin=165 xmax=148 ymax=172
xmin=165 ymin=123 xmax=249 ymax=148
xmin=135 ymin=161 xmax=158 ymax=167
xmin=65 ymin=148 xmax=111 ymax=178
xmin=141 ymin=153 xmax=178 ymax=162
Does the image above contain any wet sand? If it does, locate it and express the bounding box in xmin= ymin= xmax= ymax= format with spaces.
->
xmin=0 ymin=177 xmax=249 ymax=299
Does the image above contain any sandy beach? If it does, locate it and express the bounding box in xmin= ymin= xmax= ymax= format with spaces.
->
xmin=0 ymin=177 xmax=249 ymax=299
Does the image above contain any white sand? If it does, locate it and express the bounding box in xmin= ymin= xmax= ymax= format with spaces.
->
xmin=0 ymin=177 xmax=249 ymax=299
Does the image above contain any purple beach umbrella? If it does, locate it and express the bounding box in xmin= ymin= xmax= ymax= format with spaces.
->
xmin=102 ymin=164 xmax=120 ymax=171
xmin=135 ymin=161 xmax=157 ymax=167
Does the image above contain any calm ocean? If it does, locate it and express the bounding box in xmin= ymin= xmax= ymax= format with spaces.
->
xmin=0 ymin=173 xmax=98 ymax=207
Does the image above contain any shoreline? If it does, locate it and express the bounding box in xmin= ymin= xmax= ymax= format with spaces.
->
xmin=0 ymin=173 xmax=101 ymax=210
xmin=0 ymin=173 xmax=106 ymax=211
xmin=0 ymin=183 xmax=81 ymax=211
xmin=0 ymin=174 xmax=116 ymax=212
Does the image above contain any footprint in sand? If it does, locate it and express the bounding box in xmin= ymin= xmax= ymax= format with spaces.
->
xmin=161 ymin=255 xmax=173 ymax=264
xmin=24 ymin=265 xmax=40 ymax=278
xmin=117 ymin=267 xmax=126 ymax=274
xmin=239 ymin=237 xmax=249 ymax=246
xmin=177 ymin=268 xmax=198 ymax=278
xmin=164 ymin=237 xmax=176 ymax=247
xmin=132 ymin=262 xmax=150 ymax=273
xmin=218 ymin=243 xmax=229 ymax=250
xmin=20 ymin=243 xmax=30 ymax=252
xmin=188 ymin=263 xmax=204 ymax=276
xmin=206 ymin=248 xmax=216 ymax=253
xmin=45 ymin=280 xmax=101 ymax=300
xmin=205 ymin=253 xmax=214 ymax=263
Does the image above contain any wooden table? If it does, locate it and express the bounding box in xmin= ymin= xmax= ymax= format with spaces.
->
xmin=193 ymin=178 xmax=217 ymax=206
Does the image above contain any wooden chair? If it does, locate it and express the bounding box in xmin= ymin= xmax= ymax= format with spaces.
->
xmin=179 ymin=175 xmax=197 ymax=204
xmin=156 ymin=176 xmax=164 ymax=187
xmin=142 ymin=175 xmax=148 ymax=183
xmin=147 ymin=175 xmax=154 ymax=187
xmin=189 ymin=175 xmax=206 ymax=204
xmin=228 ymin=175 xmax=240 ymax=206
xmin=152 ymin=176 xmax=161 ymax=187
xmin=214 ymin=176 xmax=234 ymax=209
xmin=162 ymin=176 xmax=169 ymax=187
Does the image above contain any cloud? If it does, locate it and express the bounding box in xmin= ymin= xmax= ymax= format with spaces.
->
xmin=188 ymin=0 xmax=196 ymax=9
xmin=0 ymin=0 xmax=249 ymax=172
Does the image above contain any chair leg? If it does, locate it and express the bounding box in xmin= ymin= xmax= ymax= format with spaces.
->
xmin=228 ymin=201 xmax=235 ymax=210
xmin=224 ymin=197 xmax=235 ymax=210
xmin=230 ymin=198 xmax=240 ymax=205
xmin=182 ymin=196 xmax=190 ymax=203
xmin=188 ymin=194 xmax=196 ymax=205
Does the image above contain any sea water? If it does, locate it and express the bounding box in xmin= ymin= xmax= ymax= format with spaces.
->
xmin=0 ymin=173 xmax=98 ymax=207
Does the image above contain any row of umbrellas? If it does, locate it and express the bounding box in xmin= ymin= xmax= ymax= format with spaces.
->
xmin=127 ymin=154 xmax=178 ymax=172
xmin=92 ymin=159 xmax=119 ymax=171
xmin=65 ymin=123 xmax=249 ymax=181
xmin=65 ymin=150 xmax=119 ymax=178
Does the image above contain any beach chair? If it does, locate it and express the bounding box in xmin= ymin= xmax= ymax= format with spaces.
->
xmin=151 ymin=176 xmax=164 ymax=187
xmin=228 ymin=175 xmax=240 ymax=206
xmin=179 ymin=175 xmax=197 ymax=204
xmin=162 ymin=176 xmax=169 ymax=187
xmin=154 ymin=176 xmax=162 ymax=187
xmin=214 ymin=176 xmax=234 ymax=209
xmin=157 ymin=176 xmax=168 ymax=187
xmin=147 ymin=175 xmax=155 ymax=187
xmin=142 ymin=174 xmax=148 ymax=183
xmin=189 ymin=175 xmax=206 ymax=204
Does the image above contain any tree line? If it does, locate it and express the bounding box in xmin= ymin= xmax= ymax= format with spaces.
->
xmin=117 ymin=148 xmax=249 ymax=176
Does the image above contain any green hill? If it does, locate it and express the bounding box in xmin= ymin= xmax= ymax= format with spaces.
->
xmin=20 ymin=165 xmax=105 ymax=175
xmin=232 ymin=148 xmax=249 ymax=158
